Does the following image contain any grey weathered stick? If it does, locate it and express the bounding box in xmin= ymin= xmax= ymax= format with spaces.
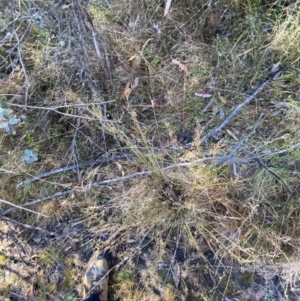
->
xmin=16 ymin=153 xmax=136 ymax=189
xmin=229 ymin=113 xmax=264 ymax=156
xmin=0 ymin=168 xmax=16 ymax=174
xmin=6 ymin=139 xmax=300 ymax=215
xmin=241 ymin=142 xmax=300 ymax=161
xmin=8 ymin=156 xmax=224 ymax=215
xmin=1 ymin=216 xmax=57 ymax=236
xmin=7 ymin=171 xmax=152 ymax=215
xmin=199 ymin=78 xmax=272 ymax=144
xmin=6 ymin=102 xmax=117 ymax=122
xmin=7 ymin=101 xmax=115 ymax=109
xmin=0 ymin=199 xmax=49 ymax=218
xmin=15 ymin=71 xmax=280 ymax=191
xmin=14 ymin=30 xmax=31 ymax=108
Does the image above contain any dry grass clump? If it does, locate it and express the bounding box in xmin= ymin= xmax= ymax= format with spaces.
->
xmin=269 ymin=7 xmax=300 ymax=63
xmin=97 ymin=162 xmax=260 ymax=262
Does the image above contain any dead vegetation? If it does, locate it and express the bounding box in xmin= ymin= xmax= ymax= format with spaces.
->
xmin=1 ymin=0 xmax=300 ymax=300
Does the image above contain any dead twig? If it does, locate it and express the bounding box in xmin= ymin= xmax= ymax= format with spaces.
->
xmin=71 ymin=0 xmax=110 ymax=147
xmin=199 ymin=77 xmax=273 ymax=144
xmin=240 ymin=142 xmax=300 ymax=162
xmin=16 ymin=153 xmax=136 ymax=189
xmin=8 ymin=157 xmax=225 ymax=215
xmin=13 ymin=30 xmax=31 ymax=108
xmin=229 ymin=114 xmax=264 ymax=156
xmin=1 ymin=216 xmax=57 ymax=236
xmin=7 ymin=138 xmax=300 ymax=214
xmin=0 ymin=168 xmax=16 ymax=174
xmin=6 ymin=101 xmax=115 ymax=109
xmin=164 ymin=0 xmax=173 ymax=16
xmin=62 ymin=117 xmax=81 ymax=182
xmin=0 ymin=199 xmax=49 ymax=218
xmin=16 ymin=138 xmax=300 ymax=192
xmin=6 ymin=102 xmax=117 ymax=122
xmin=241 ymin=148 xmax=294 ymax=196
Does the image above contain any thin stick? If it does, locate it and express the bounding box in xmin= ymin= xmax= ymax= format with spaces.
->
xmin=6 ymin=103 xmax=117 ymax=122
xmin=1 ymin=216 xmax=57 ymax=236
xmin=62 ymin=118 xmax=81 ymax=181
xmin=229 ymin=113 xmax=264 ymax=156
xmin=241 ymin=142 xmax=300 ymax=161
xmin=14 ymin=76 xmax=274 ymax=189
xmin=6 ymin=139 xmax=300 ymax=216
xmin=14 ymin=30 xmax=31 ymax=108
xmin=7 ymin=157 xmax=224 ymax=215
xmin=164 ymin=0 xmax=173 ymax=16
xmin=0 ymin=168 xmax=16 ymax=174
xmin=199 ymin=78 xmax=271 ymax=144
xmin=16 ymin=132 xmax=299 ymax=193
xmin=16 ymin=153 xmax=136 ymax=189
xmin=0 ymin=199 xmax=49 ymax=218
xmin=16 ymin=136 xmax=300 ymax=191
xmin=6 ymin=101 xmax=115 ymax=109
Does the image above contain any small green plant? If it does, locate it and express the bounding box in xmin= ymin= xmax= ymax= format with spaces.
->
xmin=39 ymin=247 xmax=63 ymax=268
xmin=62 ymin=267 xmax=76 ymax=288
xmin=114 ymin=269 xmax=135 ymax=284
xmin=63 ymin=292 xmax=76 ymax=301
xmin=0 ymin=253 xmax=8 ymax=265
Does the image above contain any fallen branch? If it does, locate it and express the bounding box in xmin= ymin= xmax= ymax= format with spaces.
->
xmin=199 ymin=78 xmax=271 ymax=144
xmin=240 ymin=142 xmax=300 ymax=162
xmin=229 ymin=114 xmax=264 ymax=156
xmin=16 ymin=153 xmax=136 ymax=189
xmin=1 ymin=216 xmax=57 ymax=236
xmin=15 ymin=68 xmax=283 ymax=196
xmin=0 ymin=199 xmax=49 ymax=218
xmin=6 ymin=156 xmax=226 ymax=215
xmin=6 ymin=102 xmax=117 ymax=122
xmin=7 ymin=139 xmax=300 ymax=215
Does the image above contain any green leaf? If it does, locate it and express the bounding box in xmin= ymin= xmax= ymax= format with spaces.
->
xmin=151 ymin=56 xmax=161 ymax=67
